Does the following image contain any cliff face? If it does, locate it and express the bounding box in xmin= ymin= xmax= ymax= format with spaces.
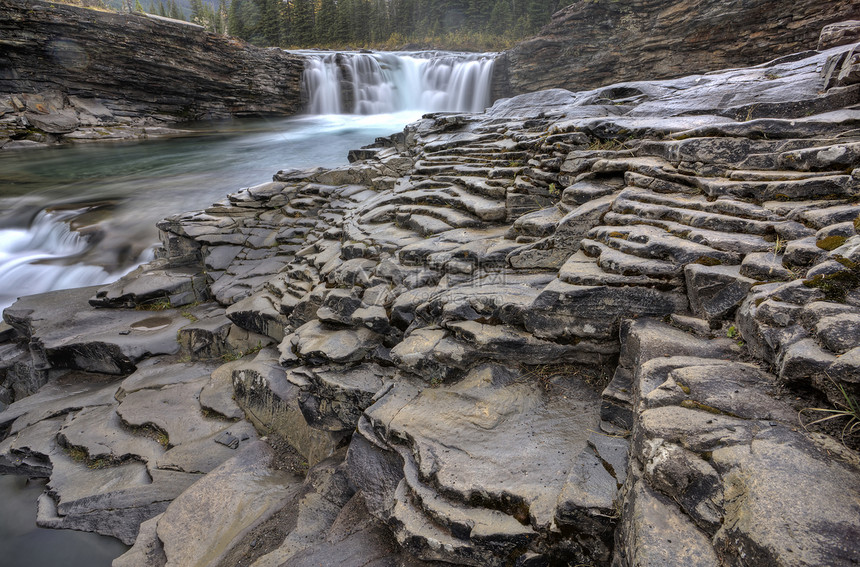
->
xmin=0 ymin=0 xmax=304 ymax=147
xmin=499 ymin=0 xmax=860 ymax=96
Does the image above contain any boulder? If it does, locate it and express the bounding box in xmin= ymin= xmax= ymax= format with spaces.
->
xmin=819 ymin=20 xmax=860 ymax=50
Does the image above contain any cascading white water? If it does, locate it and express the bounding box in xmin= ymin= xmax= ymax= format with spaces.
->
xmin=301 ymin=51 xmax=496 ymax=115
xmin=303 ymin=54 xmax=345 ymax=115
xmin=0 ymin=210 xmax=129 ymax=310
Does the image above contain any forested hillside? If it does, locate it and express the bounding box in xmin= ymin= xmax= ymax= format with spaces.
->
xmin=43 ymin=0 xmax=562 ymax=49
xmin=226 ymin=0 xmax=563 ymax=49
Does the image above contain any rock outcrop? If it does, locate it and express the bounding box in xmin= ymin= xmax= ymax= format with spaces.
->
xmin=1 ymin=30 xmax=859 ymax=567
xmin=497 ymin=0 xmax=860 ymax=97
xmin=0 ymin=0 xmax=304 ymax=149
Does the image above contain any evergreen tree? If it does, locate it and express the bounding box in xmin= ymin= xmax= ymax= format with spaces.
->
xmin=440 ymin=0 xmax=467 ymax=33
xmin=168 ymin=0 xmax=185 ymax=19
xmin=217 ymin=0 xmax=228 ymax=33
xmin=466 ymin=0 xmax=491 ymax=29
xmin=414 ymin=0 xmax=442 ymax=37
xmin=291 ymin=0 xmax=315 ymax=45
xmin=389 ymin=0 xmax=413 ymax=38
xmin=525 ymin=0 xmax=553 ymax=33
xmin=333 ymin=0 xmax=353 ymax=44
xmin=487 ymin=0 xmax=511 ymax=34
xmin=190 ymin=0 xmax=204 ymax=21
xmin=314 ymin=0 xmax=337 ymax=45
xmin=260 ymin=0 xmax=281 ymax=45
xmin=134 ymin=0 xmax=144 ymax=11
xmin=369 ymin=0 xmax=390 ymax=43
xmin=228 ymin=0 xmax=243 ymax=35
xmin=280 ymin=0 xmax=295 ymax=46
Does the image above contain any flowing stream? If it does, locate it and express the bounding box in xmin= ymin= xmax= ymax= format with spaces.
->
xmin=0 ymin=50 xmax=496 ymax=564
xmin=0 ymin=50 xmax=495 ymax=312
xmin=0 ymin=113 xmax=424 ymax=310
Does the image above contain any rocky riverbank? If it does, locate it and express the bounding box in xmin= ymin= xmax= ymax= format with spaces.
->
xmin=1 ymin=26 xmax=860 ymax=567
xmin=498 ymin=0 xmax=860 ymax=97
xmin=0 ymin=0 xmax=304 ymax=149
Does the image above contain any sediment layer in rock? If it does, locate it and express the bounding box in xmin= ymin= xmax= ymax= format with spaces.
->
xmin=497 ymin=0 xmax=860 ymax=97
xmin=0 ymin=0 xmax=304 ymax=148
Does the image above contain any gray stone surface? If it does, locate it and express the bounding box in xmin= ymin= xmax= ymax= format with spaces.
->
xmin=155 ymin=420 xmax=258 ymax=473
xmin=616 ymin=320 xmax=860 ymax=567
xmin=0 ymin=371 xmax=119 ymax=434
xmin=613 ymin=481 xmax=720 ymax=567
xmin=250 ymin=455 xmax=354 ymax=567
xmin=4 ymin=286 xmax=188 ymax=374
xmin=58 ymin=404 xmax=165 ymax=467
xmin=739 ymin=251 xmax=794 ymax=281
xmin=117 ymin=359 xmax=219 ymax=398
xmin=2 ymin=39 xmax=860 ymax=567
xmin=711 ymin=427 xmax=860 ymax=566
xmin=112 ymin=514 xmax=167 ymax=567
xmin=685 ymin=264 xmax=755 ymax=323
xmin=35 ymin=433 xmax=200 ymax=544
xmin=358 ymin=364 xmax=621 ymax=564
xmin=231 ymin=349 xmax=347 ymax=466
xmin=199 ymin=361 xmax=246 ymax=419
xmin=116 ymin=377 xmax=232 ymax=447
xmin=155 ymin=441 xmax=301 ymax=567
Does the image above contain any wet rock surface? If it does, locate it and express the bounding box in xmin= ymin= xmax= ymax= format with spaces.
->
xmin=1 ymin=40 xmax=859 ymax=566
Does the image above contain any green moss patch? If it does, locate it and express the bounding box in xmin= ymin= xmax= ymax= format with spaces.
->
xmin=803 ymin=256 xmax=860 ymax=302
xmin=816 ymin=235 xmax=848 ymax=251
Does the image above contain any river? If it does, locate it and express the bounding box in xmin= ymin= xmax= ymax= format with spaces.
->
xmin=0 ymin=112 xmax=427 ymax=310
xmin=0 ymin=51 xmax=495 ymax=311
xmin=0 ymin=50 xmax=495 ymax=565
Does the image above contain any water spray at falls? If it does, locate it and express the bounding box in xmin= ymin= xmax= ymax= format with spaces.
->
xmin=300 ymin=51 xmax=496 ymax=115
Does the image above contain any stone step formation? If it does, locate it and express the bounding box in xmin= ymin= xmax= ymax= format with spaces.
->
xmin=1 ymin=29 xmax=860 ymax=567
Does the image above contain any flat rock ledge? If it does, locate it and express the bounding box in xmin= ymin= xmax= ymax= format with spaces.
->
xmin=1 ymin=35 xmax=860 ymax=567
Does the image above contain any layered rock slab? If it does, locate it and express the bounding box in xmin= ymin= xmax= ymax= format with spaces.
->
xmin=135 ymin=441 xmax=301 ymax=567
xmin=4 ymin=286 xmax=188 ymax=375
xmin=354 ymin=365 xmax=625 ymax=566
xmin=613 ymin=320 xmax=860 ymax=567
xmin=0 ymin=0 xmax=304 ymax=148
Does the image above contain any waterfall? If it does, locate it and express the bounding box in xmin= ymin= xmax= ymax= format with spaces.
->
xmin=300 ymin=51 xmax=496 ymax=115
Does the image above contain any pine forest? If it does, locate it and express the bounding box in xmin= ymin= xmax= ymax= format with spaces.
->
xmin=143 ymin=0 xmax=565 ymax=50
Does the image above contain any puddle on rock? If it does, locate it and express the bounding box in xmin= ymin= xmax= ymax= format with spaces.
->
xmin=130 ymin=316 xmax=172 ymax=332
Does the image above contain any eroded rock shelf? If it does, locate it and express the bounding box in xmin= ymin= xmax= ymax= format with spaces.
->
xmin=1 ymin=30 xmax=860 ymax=567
